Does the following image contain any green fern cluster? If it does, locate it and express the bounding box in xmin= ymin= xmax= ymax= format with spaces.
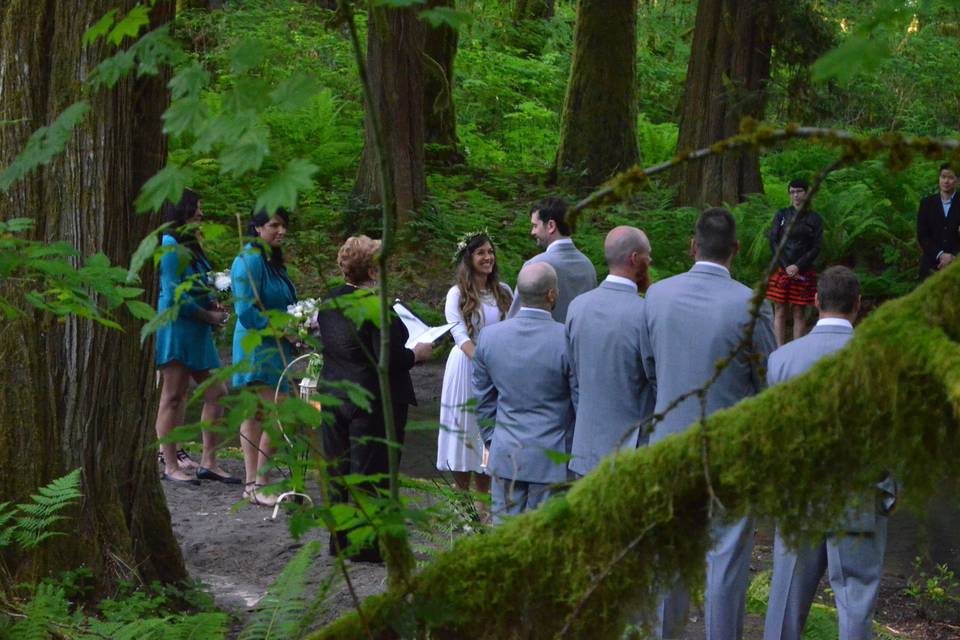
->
xmin=0 ymin=468 xmax=82 ymax=551
xmin=240 ymin=540 xmax=338 ymax=640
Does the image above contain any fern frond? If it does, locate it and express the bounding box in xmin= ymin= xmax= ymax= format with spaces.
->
xmin=8 ymin=582 xmax=70 ymax=640
xmin=0 ymin=501 xmax=16 ymax=548
xmin=8 ymin=468 xmax=82 ymax=550
xmin=238 ymin=540 xmax=322 ymax=640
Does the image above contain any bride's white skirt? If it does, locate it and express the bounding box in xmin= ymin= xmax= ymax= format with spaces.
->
xmin=436 ymin=345 xmax=486 ymax=473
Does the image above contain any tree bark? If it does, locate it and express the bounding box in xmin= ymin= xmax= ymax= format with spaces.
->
xmin=422 ymin=0 xmax=464 ymax=166
xmin=673 ymin=0 xmax=774 ymax=208
xmin=513 ymin=0 xmax=555 ymax=20
xmin=0 ymin=0 xmax=185 ymax=593
xmin=308 ymin=261 xmax=960 ymax=640
xmin=555 ymin=0 xmax=638 ymax=186
xmin=354 ymin=5 xmax=426 ymax=221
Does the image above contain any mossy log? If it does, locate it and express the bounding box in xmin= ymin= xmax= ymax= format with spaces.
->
xmin=309 ymin=265 xmax=960 ymax=639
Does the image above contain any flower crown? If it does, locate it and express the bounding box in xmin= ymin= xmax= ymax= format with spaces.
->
xmin=452 ymin=229 xmax=493 ymax=263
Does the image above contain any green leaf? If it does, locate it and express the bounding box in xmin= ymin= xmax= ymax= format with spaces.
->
xmin=225 ymin=78 xmax=273 ymax=113
xmin=107 ymin=5 xmax=152 ymax=46
xmin=419 ymin=7 xmax=473 ymax=30
xmin=135 ymin=165 xmax=194 ymax=214
xmin=812 ymin=35 xmax=890 ymax=82
xmin=125 ymin=300 xmax=156 ymax=321
xmin=218 ymin=125 xmax=270 ymax=176
xmin=126 ymin=225 xmax=167 ymax=282
xmin=269 ymin=74 xmax=324 ymax=112
xmin=168 ymin=63 xmax=210 ymax=100
xmin=162 ymin=96 xmax=208 ymax=137
xmin=82 ymin=9 xmax=118 ymax=46
xmin=87 ymin=48 xmax=137 ymax=89
xmin=140 ymin=306 xmax=178 ymax=345
xmin=543 ymin=450 xmax=574 ymax=465
xmin=0 ymin=102 xmax=90 ymax=193
xmin=228 ymin=39 xmax=267 ymax=75
xmin=4 ymin=218 xmax=35 ymax=233
xmin=253 ymin=159 xmax=318 ymax=214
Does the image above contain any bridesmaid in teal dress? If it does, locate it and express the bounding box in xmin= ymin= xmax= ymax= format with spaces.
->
xmin=230 ymin=207 xmax=297 ymax=506
xmin=154 ymin=189 xmax=237 ymax=485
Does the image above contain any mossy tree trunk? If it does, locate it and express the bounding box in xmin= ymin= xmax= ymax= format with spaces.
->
xmin=555 ymin=0 xmax=638 ymax=187
xmin=673 ymin=0 xmax=774 ymax=208
xmin=513 ymin=0 xmax=554 ymax=21
xmin=308 ymin=262 xmax=960 ymax=639
xmin=0 ymin=0 xmax=186 ymax=594
xmin=355 ymin=4 xmax=426 ymax=222
xmin=422 ymin=0 xmax=464 ymax=167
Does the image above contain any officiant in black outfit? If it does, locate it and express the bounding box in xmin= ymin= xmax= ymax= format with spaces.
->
xmin=917 ymin=162 xmax=959 ymax=280
xmin=315 ymin=235 xmax=433 ymax=562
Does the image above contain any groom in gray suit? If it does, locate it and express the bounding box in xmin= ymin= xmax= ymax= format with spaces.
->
xmin=640 ymin=208 xmax=776 ymax=639
xmin=764 ymin=266 xmax=894 ymax=640
xmin=507 ymin=197 xmax=597 ymax=322
xmin=566 ymin=226 xmax=655 ymax=477
xmin=474 ymin=262 xmax=576 ymax=523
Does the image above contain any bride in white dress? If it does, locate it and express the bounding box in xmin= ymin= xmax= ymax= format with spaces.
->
xmin=436 ymin=232 xmax=513 ymax=493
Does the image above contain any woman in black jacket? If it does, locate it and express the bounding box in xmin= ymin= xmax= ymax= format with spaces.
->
xmin=766 ymin=179 xmax=823 ymax=346
xmin=315 ymin=235 xmax=433 ymax=562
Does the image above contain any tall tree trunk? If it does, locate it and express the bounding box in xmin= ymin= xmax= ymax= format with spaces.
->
xmin=673 ymin=0 xmax=774 ymax=208
xmin=555 ymin=0 xmax=638 ymax=186
xmin=513 ymin=0 xmax=555 ymax=20
xmin=355 ymin=5 xmax=426 ymax=222
xmin=0 ymin=0 xmax=185 ymax=594
xmin=422 ymin=0 xmax=464 ymax=166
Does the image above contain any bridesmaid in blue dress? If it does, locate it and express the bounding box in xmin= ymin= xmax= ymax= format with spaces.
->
xmin=154 ymin=189 xmax=236 ymax=485
xmin=230 ymin=207 xmax=298 ymax=506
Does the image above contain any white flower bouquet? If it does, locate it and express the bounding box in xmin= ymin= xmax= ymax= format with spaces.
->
xmin=287 ymin=298 xmax=319 ymax=340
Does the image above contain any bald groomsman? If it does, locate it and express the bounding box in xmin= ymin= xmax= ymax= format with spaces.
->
xmin=474 ymin=262 xmax=577 ymax=522
xmin=507 ymin=197 xmax=597 ymax=322
xmin=640 ymin=208 xmax=776 ymax=639
xmin=764 ymin=266 xmax=895 ymax=640
xmin=565 ymin=226 xmax=655 ymax=477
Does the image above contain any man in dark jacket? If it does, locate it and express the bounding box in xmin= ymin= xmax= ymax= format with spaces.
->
xmin=916 ymin=163 xmax=959 ymax=280
xmin=766 ymin=179 xmax=823 ymax=346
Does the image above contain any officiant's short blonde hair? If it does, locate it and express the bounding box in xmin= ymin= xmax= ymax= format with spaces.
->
xmin=338 ymin=235 xmax=381 ymax=284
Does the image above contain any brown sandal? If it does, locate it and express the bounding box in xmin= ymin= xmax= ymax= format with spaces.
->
xmin=248 ymin=483 xmax=278 ymax=507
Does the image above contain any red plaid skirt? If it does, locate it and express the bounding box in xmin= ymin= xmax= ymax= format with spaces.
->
xmin=766 ymin=268 xmax=817 ymax=306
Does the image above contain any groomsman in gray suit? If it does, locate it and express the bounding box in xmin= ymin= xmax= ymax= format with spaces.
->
xmin=566 ymin=226 xmax=655 ymax=477
xmin=764 ymin=266 xmax=894 ymax=640
xmin=474 ymin=262 xmax=577 ymax=523
xmin=507 ymin=197 xmax=597 ymax=322
xmin=640 ymin=208 xmax=776 ymax=639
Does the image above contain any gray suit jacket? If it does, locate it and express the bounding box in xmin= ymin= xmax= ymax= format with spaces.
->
xmin=768 ymin=323 xmax=896 ymax=532
xmin=641 ymin=262 xmax=776 ymax=444
xmin=565 ymin=280 xmax=655 ymax=475
xmin=508 ymin=240 xmax=597 ymax=322
xmin=473 ymin=308 xmax=576 ymax=484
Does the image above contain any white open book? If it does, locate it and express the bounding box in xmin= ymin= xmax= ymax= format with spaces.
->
xmin=393 ymin=300 xmax=456 ymax=349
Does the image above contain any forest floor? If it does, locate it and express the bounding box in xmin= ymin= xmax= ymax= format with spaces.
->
xmin=162 ymin=362 xmax=959 ymax=639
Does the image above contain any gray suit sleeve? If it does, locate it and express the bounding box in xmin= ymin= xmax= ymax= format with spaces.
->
xmin=565 ymin=315 xmax=579 ymax=410
xmin=472 ymin=341 xmax=498 ymax=445
xmin=752 ymin=301 xmax=777 ymax=391
xmin=638 ymin=304 xmax=657 ymax=389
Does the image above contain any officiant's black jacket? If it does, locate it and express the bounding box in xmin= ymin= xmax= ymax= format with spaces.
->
xmin=316 ymin=284 xmax=417 ymax=408
xmin=917 ymin=192 xmax=960 ymax=279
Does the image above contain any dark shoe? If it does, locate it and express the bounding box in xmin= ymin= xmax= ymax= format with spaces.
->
xmin=196 ymin=467 xmax=242 ymax=484
xmin=162 ymin=473 xmax=200 ymax=486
